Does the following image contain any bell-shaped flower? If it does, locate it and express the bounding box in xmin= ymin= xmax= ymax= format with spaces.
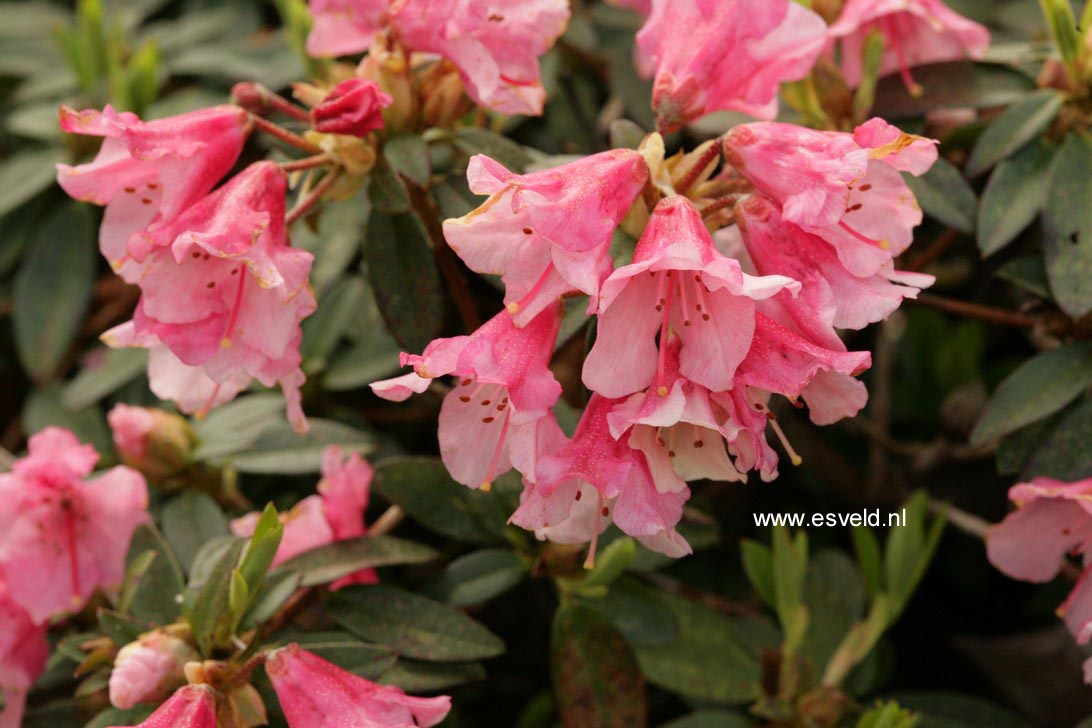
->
xmin=512 ymin=394 xmax=692 ymax=562
xmin=307 ymin=0 xmax=389 ymax=56
xmin=0 ymin=585 xmax=48 ymax=728
xmin=828 ymin=0 xmax=990 ymax=93
xmin=232 ymin=446 xmax=377 ymax=589
xmin=391 ymin=0 xmax=570 ymax=116
xmin=312 ymin=78 xmax=393 ymax=136
xmin=987 ymin=477 xmax=1092 ymax=682
xmin=583 ymin=196 xmax=796 ymax=399
xmin=736 ymin=195 xmax=933 ymax=330
xmin=109 ymin=632 xmax=199 ymax=710
xmin=102 ymin=162 xmax=317 ymax=432
xmin=57 ymin=104 xmax=250 ymax=282
xmin=723 ymin=118 xmax=938 ymax=278
xmin=443 ymin=151 xmax=649 ymax=326
xmin=635 ymin=0 xmax=826 ymax=131
xmin=0 ymin=428 xmax=148 ymax=623
xmin=266 ymin=643 xmax=451 ymax=727
xmin=372 ymin=306 xmax=562 ymax=490
xmin=109 ymin=684 xmax=219 ymax=728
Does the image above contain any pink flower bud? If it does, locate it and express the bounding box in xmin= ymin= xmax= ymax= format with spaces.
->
xmin=266 ymin=643 xmax=451 ymax=728
xmin=108 ymin=684 xmax=218 ymax=728
xmin=108 ymin=404 xmax=196 ymax=481
xmin=312 ymin=78 xmax=392 ymax=137
xmin=109 ymin=633 xmax=199 ymax=710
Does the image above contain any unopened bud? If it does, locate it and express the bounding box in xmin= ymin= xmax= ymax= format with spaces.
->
xmin=231 ymin=82 xmax=265 ymax=114
xmin=108 ymin=404 xmax=196 ymax=482
xmin=109 ymin=632 xmax=199 ymax=710
xmin=312 ymin=78 xmax=393 ymax=137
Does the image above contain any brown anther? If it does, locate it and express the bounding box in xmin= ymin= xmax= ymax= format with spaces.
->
xmin=141 ymin=198 xmax=152 ymax=205
xmin=684 ymin=320 xmax=692 ymax=327
xmin=668 ymin=450 xmax=676 ymax=457
xmin=859 ymin=183 xmax=872 ymax=191
xmin=482 ymin=416 xmax=495 ymax=423
xmin=124 ymin=186 xmax=136 ymax=193
xmin=461 ymin=378 xmax=473 ymax=386
xmin=601 ymin=507 xmax=609 ymax=516
xmin=702 ymin=313 xmax=710 ymax=321
xmin=459 ymin=396 xmax=471 ymax=403
xmin=192 ymin=252 xmax=201 ymax=258
xmin=575 ymin=490 xmax=582 ymax=501
xmin=522 ymin=227 xmax=533 ymax=235
xmin=206 ymin=281 xmax=215 ymax=288
xmin=148 ymin=183 xmax=159 ymax=190
xmin=481 ymin=400 xmax=491 ymax=406
xmin=694 ymin=441 xmax=704 ymax=448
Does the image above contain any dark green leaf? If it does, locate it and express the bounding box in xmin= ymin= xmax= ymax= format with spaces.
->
xmin=161 ymin=491 xmax=230 ymax=573
xmin=1043 ymin=133 xmax=1092 ymax=317
xmin=237 ymin=503 xmax=284 ymax=592
xmin=453 ymin=127 xmax=531 ymax=171
xmin=970 ymin=343 xmax=1092 ymax=445
xmin=425 ymin=548 xmax=528 ymax=606
xmin=803 ymin=550 xmax=866 ymax=674
xmin=995 ymin=255 xmax=1050 ymax=298
xmin=300 ymin=275 xmax=367 ymax=372
xmin=120 ymin=525 xmax=184 ymax=624
xmin=24 ymin=386 xmax=112 ymax=455
xmin=327 ymin=585 xmax=505 ymax=661
xmin=14 ymin=202 xmax=95 ymax=382
xmin=903 ymin=157 xmax=976 ymax=233
xmin=371 ymin=457 xmax=519 ymax=543
xmin=211 ymin=418 xmax=374 ymax=474
xmin=273 ymin=535 xmax=440 ymax=587
xmin=1024 ymin=396 xmax=1092 ymax=481
xmin=885 ymin=691 xmax=1025 ymax=728
xmin=97 ymin=609 xmax=147 ymax=646
xmin=977 ymin=141 xmax=1055 ymax=256
xmin=594 ymin=577 xmax=678 ymax=648
xmin=872 ymin=62 xmax=1035 ymax=118
xmin=966 ymin=90 xmax=1062 ymax=176
xmin=364 ymin=210 xmax=443 ymax=353
xmin=551 ymin=602 xmax=647 ymax=728
xmin=378 ymin=658 xmax=486 ymax=692
xmin=384 ymin=134 xmax=431 ymax=187
xmin=0 ymin=147 xmax=62 ymax=218
xmin=662 ymin=712 xmax=757 ymax=728
xmin=187 ymin=537 xmax=245 ymax=655
xmin=82 ymin=705 xmax=156 ymax=728
xmin=740 ymin=540 xmax=776 ymax=608
xmin=63 ymin=348 xmax=149 ymax=411
xmin=368 ymin=160 xmax=410 ymax=213
xmin=283 ymin=630 xmax=397 ymax=677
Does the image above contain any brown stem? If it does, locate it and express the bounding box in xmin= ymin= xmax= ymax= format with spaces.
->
xmin=279 ymin=154 xmax=333 ymax=173
xmin=369 ymin=505 xmax=405 ymax=536
xmin=250 ymin=115 xmax=322 ymax=155
xmin=906 ymin=228 xmax=961 ymax=271
xmin=911 ymin=293 xmax=1038 ymax=329
xmin=700 ymin=194 xmax=738 ymax=218
xmin=285 ymin=170 xmax=342 ymax=226
xmin=675 ymin=143 xmax=722 ymax=197
xmin=257 ymin=84 xmax=311 ymax=122
xmin=404 ymin=178 xmax=482 ymax=332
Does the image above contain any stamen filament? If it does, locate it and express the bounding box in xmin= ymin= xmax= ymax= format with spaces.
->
xmin=221 ymin=270 xmax=247 ymax=348
xmin=655 ymin=272 xmax=674 ymax=396
xmin=766 ymin=413 xmax=803 ymax=466
xmin=65 ymin=506 xmax=81 ymax=604
xmin=508 ymin=261 xmax=555 ymax=315
xmin=479 ymin=408 xmax=512 ymax=492
xmin=584 ymin=492 xmax=605 ymax=570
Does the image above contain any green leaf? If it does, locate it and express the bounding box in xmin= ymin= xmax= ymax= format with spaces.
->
xmin=186 ymin=537 xmax=245 ymax=655
xmin=885 ymin=692 xmax=1024 ymax=728
xmin=161 ymin=491 xmax=230 ymax=573
xmin=803 ymin=550 xmax=867 ymax=675
xmin=425 ymin=548 xmax=528 ymax=607
xmin=97 ymin=609 xmax=147 ymax=646
xmin=280 ymin=631 xmax=397 ymax=676
xmin=273 ymin=535 xmax=440 ymax=587
xmin=236 ymin=503 xmax=284 ymax=592
xmin=594 ymin=577 xmax=678 ymax=648
xmin=119 ymin=524 xmax=184 ymax=624
xmin=903 ymin=157 xmax=977 ymax=234
xmin=977 ymin=140 xmax=1055 ymax=257
xmin=966 ymin=90 xmax=1062 ymax=177
xmin=884 ymin=492 xmax=945 ymax=622
xmin=1024 ymin=396 xmax=1092 ymax=480
xmin=370 ymin=457 xmax=518 ymax=543
xmin=295 ymin=189 xmax=369 ymax=291
xmin=452 ymin=127 xmax=531 ymax=171
xmin=852 ymin=526 xmax=884 ymax=597
xmin=1043 ymin=132 xmax=1092 ymax=317
xmin=364 ymin=209 xmax=443 ymax=353
xmin=82 ymin=705 xmax=156 ymax=728
xmin=378 ymin=658 xmax=486 ymax=692
xmin=368 ymin=160 xmax=410 ymax=213
xmin=327 ymin=585 xmax=505 ymax=661
xmin=323 ymin=338 xmax=402 ymax=391
xmin=634 ymin=591 xmax=773 ymax=704
xmin=609 ymin=119 xmax=646 ymax=150
xmin=0 ymin=147 xmax=63 ymax=218
xmin=24 ymin=386 xmax=112 ymax=455
xmin=970 ymin=343 xmax=1092 ymax=445
xmin=208 ymin=418 xmax=374 ymax=474
xmin=14 ymin=202 xmax=95 ymax=382
xmin=740 ymin=540 xmax=776 ymax=608
xmin=995 ymin=255 xmax=1051 ymax=298
xmin=384 ymin=134 xmax=432 ymax=187
xmin=662 ymin=712 xmax=757 ymax=728
xmin=1040 ymin=0 xmax=1082 ymax=71
xmin=551 ymin=602 xmax=647 ymax=728
xmin=300 ymin=275 xmax=367 ymax=373
xmin=241 ymin=571 xmax=301 ymax=629
xmin=62 ymin=348 xmax=149 ymax=410
xmin=872 ymin=62 xmax=1035 ymax=118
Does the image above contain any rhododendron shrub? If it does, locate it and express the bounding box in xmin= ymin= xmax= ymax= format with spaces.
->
xmin=5 ymin=0 xmax=1092 ymax=725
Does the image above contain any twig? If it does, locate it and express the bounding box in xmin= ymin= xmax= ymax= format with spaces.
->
xmin=906 ymin=228 xmax=961 ymax=271
xmin=369 ymin=505 xmax=405 ymax=537
xmin=250 ymin=115 xmax=322 ymax=155
xmin=911 ymin=293 xmax=1038 ymax=330
xmin=404 ymin=178 xmax=482 ymax=331
xmin=285 ymin=170 xmax=341 ymax=226
xmin=279 ymin=154 xmax=333 ymax=173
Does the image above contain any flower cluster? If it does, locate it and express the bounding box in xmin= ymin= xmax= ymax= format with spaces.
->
xmin=0 ymin=428 xmax=148 ymax=727
xmin=375 ymin=113 xmax=938 ymax=563
xmin=987 ymin=477 xmax=1092 ymax=684
xmin=307 ymin=0 xmax=570 ymax=116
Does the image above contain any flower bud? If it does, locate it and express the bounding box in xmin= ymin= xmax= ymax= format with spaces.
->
xmin=312 ymin=78 xmax=392 ymax=137
xmin=109 ymin=632 xmax=199 ymax=710
xmin=109 ymin=684 xmax=218 ymax=728
xmin=108 ymin=404 xmax=196 ymax=482
xmin=420 ymin=61 xmax=471 ymax=128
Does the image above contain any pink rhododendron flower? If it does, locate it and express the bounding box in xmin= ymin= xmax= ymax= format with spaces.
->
xmin=828 ymin=0 xmax=990 ymax=93
xmin=56 ymin=104 xmax=250 ymax=282
xmin=987 ymin=477 xmax=1092 ymax=683
xmin=635 ymin=0 xmax=826 ymax=130
xmin=606 ymin=0 xmax=650 ymax=14
xmin=391 ymin=0 xmax=570 ymax=116
xmin=372 ymin=306 xmax=562 ymax=489
xmin=102 ymin=162 xmax=316 ymax=432
xmin=232 ymin=446 xmax=377 ymax=589
xmin=443 ymin=151 xmax=649 ymax=326
xmin=736 ymin=195 xmax=933 ymax=331
xmin=583 ymin=196 xmax=797 ymax=399
xmin=0 ymin=428 xmax=148 ymax=623
xmin=109 ymin=684 xmax=218 ymax=728
xmin=307 ymin=0 xmax=389 ymax=56
xmin=312 ymin=78 xmax=393 ymax=136
xmin=512 ymin=394 xmax=692 ymax=561
xmin=0 ymin=585 xmax=48 ymax=728
xmin=109 ymin=633 xmax=198 ymax=710
xmin=266 ymin=643 xmax=452 ymax=727
xmin=723 ymin=119 xmax=938 ymax=278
